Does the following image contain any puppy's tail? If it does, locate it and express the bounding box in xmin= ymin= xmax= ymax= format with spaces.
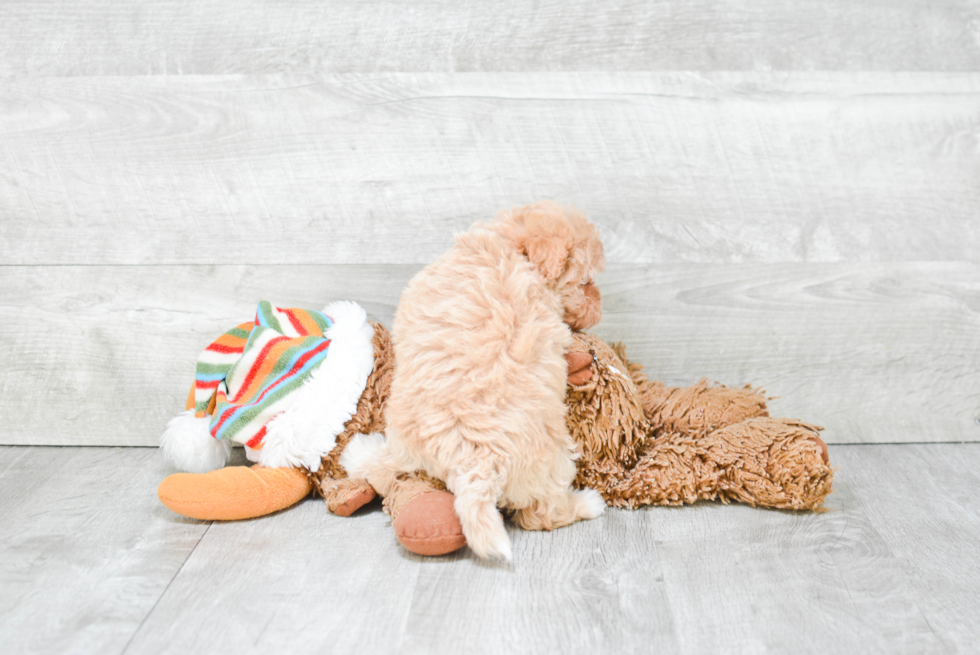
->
xmin=340 ymin=432 xmax=401 ymax=497
xmin=451 ymin=472 xmax=513 ymax=562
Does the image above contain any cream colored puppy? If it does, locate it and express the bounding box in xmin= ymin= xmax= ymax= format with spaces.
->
xmin=344 ymin=202 xmax=606 ymax=560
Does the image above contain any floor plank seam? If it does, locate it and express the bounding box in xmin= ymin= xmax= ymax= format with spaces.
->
xmin=3 ymin=441 xmax=979 ymax=450
xmin=118 ymin=521 xmax=213 ymax=655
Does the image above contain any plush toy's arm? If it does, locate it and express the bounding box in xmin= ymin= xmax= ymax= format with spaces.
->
xmin=319 ymin=476 xmax=377 ymax=517
xmin=565 ymin=333 xmax=832 ymax=512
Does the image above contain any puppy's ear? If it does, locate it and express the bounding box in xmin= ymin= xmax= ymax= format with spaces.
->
xmin=521 ymin=235 xmax=569 ymax=281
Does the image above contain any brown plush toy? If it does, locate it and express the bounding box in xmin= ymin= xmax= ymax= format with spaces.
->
xmin=159 ymin=319 xmax=833 ymax=557
xmin=564 ymin=333 xmax=832 ymax=510
xmin=344 ymin=332 xmax=833 ymax=556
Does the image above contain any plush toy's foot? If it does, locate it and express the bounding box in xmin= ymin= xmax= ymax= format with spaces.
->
xmin=393 ymin=491 xmax=467 ymax=556
xmin=320 ymin=477 xmax=377 ymax=516
xmin=158 ymin=465 xmax=313 ymax=521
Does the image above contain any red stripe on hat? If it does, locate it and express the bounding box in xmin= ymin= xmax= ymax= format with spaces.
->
xmin=282 ymin=308 xmax=306 ymax=335
xmin=240 ymin=339 xmax=331 ymax=409
xmin=211 ymin=338 xmax=330 ymax=437
xmin=231 ymin=335 xmax=290 ymax=403
xmin=206 ymin=343 xmax=245 ymax=354
xmin=246 ymin=426 xmax=267 ymax=449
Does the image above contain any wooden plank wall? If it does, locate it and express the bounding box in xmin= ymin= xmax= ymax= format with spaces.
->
xmin=1 ymin=2 xmax=978 ymax=446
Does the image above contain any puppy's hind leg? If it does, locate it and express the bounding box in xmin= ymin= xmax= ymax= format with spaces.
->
xmin=513 ymin=420 xmax=606 ymax=531
xmin=449 ymin=467 xmax=512 ymax=561
xmin=513 ymin=487 xmax=606 ymax=532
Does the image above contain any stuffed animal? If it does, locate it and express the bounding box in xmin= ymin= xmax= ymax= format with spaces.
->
xmin=158 ymin=300 xmax=392 ymax=517
xmin=158 ymin=302 xmax=833 ymax=557
xmin=562 ymin=333 xmax=831 ymax=510
xmin=341 ymin=332 xmax=833 ymax=555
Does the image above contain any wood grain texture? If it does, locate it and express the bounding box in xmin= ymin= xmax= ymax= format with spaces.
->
xmin=1 ymin=262 xmax=976 ymax=447
xmin=0 ymin=446 xmax=209 ymax=655
xmin=3 ymin=0 xmax=980 ymax=76
xmin=644 ymin=443 xmax=978 ymax=654
xmin=123 ymin=486 xmax=422 ymax=654
xmin=4 ymin=444 xmax=975 ymax=654
xmin=599 ymin=262 xmax=980 ymax=445
xmin=835 ymin=444 xmax=980 ymax=652
xmin=107 ymin=461 xmax=907 ymax=655
xmin=2 ymin=73 xmax=978 ymax=265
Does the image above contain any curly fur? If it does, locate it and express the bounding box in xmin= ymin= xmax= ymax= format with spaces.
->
xmin=565 ymin=334 xmax=834 ymax=511
xmin=353 ymin=202 xmax=606 ymax=560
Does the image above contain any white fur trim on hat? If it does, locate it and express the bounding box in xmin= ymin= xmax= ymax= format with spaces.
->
xmin=160 ymin=410 xmax=232 ymax=473
xmin=256 ymin=301 xmax=376 ymax=470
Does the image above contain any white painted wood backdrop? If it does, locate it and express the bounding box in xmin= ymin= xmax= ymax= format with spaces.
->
xmin=1 ymin=2 xmax=978 ymax=446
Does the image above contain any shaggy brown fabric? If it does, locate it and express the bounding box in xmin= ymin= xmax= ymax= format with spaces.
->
xmin=610 ymin=419 xmax=832 ymax=510
xmin=565 ymin=334 xmax=648 ymax=491
xmin=568 ymin=335 xmax=833 ymax=510
xmin=316 ymin=325 xmax=833 ymax=520
xmin=641 ymin=378 xmax=770 ymax=438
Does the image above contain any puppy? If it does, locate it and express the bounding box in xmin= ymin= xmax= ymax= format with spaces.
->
xmin=344 ymin=201 xmax=606 ymax=560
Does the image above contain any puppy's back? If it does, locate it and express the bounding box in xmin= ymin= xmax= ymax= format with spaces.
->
xmin=386 ymin=227 xmax=570 ymax=452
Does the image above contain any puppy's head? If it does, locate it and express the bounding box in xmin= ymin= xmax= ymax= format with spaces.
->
xmin=495 ymin=201 xmax=605 ymax=331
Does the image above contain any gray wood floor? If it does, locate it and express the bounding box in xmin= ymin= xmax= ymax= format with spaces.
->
xmin=2 ymin=1 xmax=978 ymax=652
xmin=2 ymin=443 xmax=978 ymax=654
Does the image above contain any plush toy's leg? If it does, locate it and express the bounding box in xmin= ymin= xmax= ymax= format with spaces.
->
xmin=610 ymin=417 xmax=834 ymax=511
xmin=318 ymin=476 xmax=377 ymax=517
xmin=158 ymin=465 xmax=313 ymax=520
xmin=384 ymin=474 xmax=466 ymax=557
xmin=610 ymin=342 xmax=767 ymax=435
xmin=638 ymin=377 xmax=770 ymax=437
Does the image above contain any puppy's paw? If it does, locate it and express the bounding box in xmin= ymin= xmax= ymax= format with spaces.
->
xmin=574 ymin=488 xmax=607 ymax=520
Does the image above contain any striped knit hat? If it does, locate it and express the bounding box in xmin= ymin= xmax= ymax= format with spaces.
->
xmin=161 ymin=300 xmax=376 ymax=473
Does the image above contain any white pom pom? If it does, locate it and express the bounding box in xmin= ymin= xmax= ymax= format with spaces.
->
xmin=160 ymin=410 xmax=231 ymax=473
